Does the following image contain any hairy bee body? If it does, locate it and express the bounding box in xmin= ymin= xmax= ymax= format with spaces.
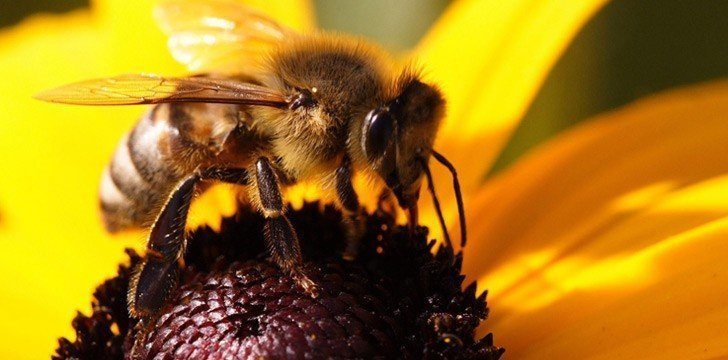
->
xmin=100 ymin=34 xmax=393 ymax=231
xmin=39 ymin=0 xmax=457 ymax=320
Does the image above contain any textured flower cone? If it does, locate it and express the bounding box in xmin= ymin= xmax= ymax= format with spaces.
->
xmin=53 ymin=202 xmax=503 ymax=359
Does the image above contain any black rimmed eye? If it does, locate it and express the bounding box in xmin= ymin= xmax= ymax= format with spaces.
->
xmin=362 ymin=108 xmax=394 ymax=159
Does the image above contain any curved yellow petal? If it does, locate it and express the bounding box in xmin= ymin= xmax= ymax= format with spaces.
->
xmin=417 ymin=0 xmax=608 ymax=192
xmin=464 ymin=80 xmax=728 ymax=358
xmin=412 ymin=0 xmax=608 ymax=242
xmin=0 ymin=1 xmax=313 ymax=358
xmin=502 ymin=203 xmax=728 ymax=359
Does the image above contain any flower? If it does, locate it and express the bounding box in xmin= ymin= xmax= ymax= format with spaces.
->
xmin=54 ymin=202 xmax=504 ymax=359
xmin=465 ymin=81 xmax=728 ymax=358
xmin=2 ymin=0 xmax=725 ymax=358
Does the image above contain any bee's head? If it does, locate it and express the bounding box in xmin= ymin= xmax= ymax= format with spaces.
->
xmin=361 ymin=74 xmax=445 ymax=221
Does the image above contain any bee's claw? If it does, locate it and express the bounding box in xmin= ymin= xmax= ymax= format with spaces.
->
xmin=294 ymin=273 xmax=320 ymax=298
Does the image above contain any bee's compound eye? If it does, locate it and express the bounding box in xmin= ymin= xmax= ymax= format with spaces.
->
xmin=362 ymin=109 xmax=394 ymax=159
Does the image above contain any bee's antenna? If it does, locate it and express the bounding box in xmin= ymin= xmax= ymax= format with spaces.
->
xmin=419 ymin=158 xmax=453 ymax=251
xmin=430 ymin=149 xmax=467 ymax=247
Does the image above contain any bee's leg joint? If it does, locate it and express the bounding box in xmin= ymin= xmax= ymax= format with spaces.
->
xmin=335 ymin=155 xmax=364 ymax=261
xmin=254 ymin=157 xmax=320 ymax=297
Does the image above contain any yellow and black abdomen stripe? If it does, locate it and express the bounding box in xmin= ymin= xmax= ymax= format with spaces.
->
xmin=99 ymin=103 xmax=243 ymax=232
xmin=99 ymin=106 xmax=183 ymax=231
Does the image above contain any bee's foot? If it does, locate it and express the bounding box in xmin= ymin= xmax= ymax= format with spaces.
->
xmin=294 ymin=272 xmax=320 ymax=298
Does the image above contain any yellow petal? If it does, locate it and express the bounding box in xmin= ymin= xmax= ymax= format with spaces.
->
xmin=417 ymin=0 xmax=608 ymax=192
xmin=0 ymin=1 xmax=313 ymax=358
xmin=464 ymin=80 xmax=728 ymax=358
xmin=412 ymin=0 xmax=608 ymax=243
xmin=0 ymin=13 xmax=136 ymax=360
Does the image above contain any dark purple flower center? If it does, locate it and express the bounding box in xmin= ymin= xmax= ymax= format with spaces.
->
xmin=54 ymin=202 xmax=503 ymax=359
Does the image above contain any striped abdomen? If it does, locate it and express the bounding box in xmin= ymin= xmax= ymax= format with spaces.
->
xmin=99 ymin=103 xmax=242 ymax=231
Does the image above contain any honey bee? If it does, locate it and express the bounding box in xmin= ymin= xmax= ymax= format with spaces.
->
xmin=37 ymin=0 xmax=465 ymax=319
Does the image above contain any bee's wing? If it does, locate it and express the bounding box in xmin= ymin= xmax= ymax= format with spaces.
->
xmin=35 ymin=74 xmax=287 ymax=107
xmin=154 ymin=0 xmax=294 ymax=73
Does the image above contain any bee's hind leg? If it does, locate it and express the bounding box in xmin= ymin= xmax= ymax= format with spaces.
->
xmin=128 ymin=174 xmax=198 ymax=319
xmin=253 ymin=157 xmax=320 ymax=297
xmin=335 ymin=155 xmax=365 ymax=261
xmin=129 ymin=167 xmax=251 ymax=319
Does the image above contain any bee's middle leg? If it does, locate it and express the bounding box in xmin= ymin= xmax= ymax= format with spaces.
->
xmin=253 ymin=157 xmax=320 ymax=297
xmin=335 ymin=155 xmax=364 ymax=260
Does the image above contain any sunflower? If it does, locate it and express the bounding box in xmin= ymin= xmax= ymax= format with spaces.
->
xmin=1 ymin=0 xmax=726 ymax=358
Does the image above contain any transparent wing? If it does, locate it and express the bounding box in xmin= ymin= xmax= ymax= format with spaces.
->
xmin=35 ymin=74 xmax=287 ymax=107
xmin=154 ymin=0 xmax=293 ymax=72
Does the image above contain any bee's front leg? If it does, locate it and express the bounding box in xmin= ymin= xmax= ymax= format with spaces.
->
xmin=253 ymin=157 xmax=320 ymax=297
xmin=335 ymin=155 xmax=364 ymax=261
